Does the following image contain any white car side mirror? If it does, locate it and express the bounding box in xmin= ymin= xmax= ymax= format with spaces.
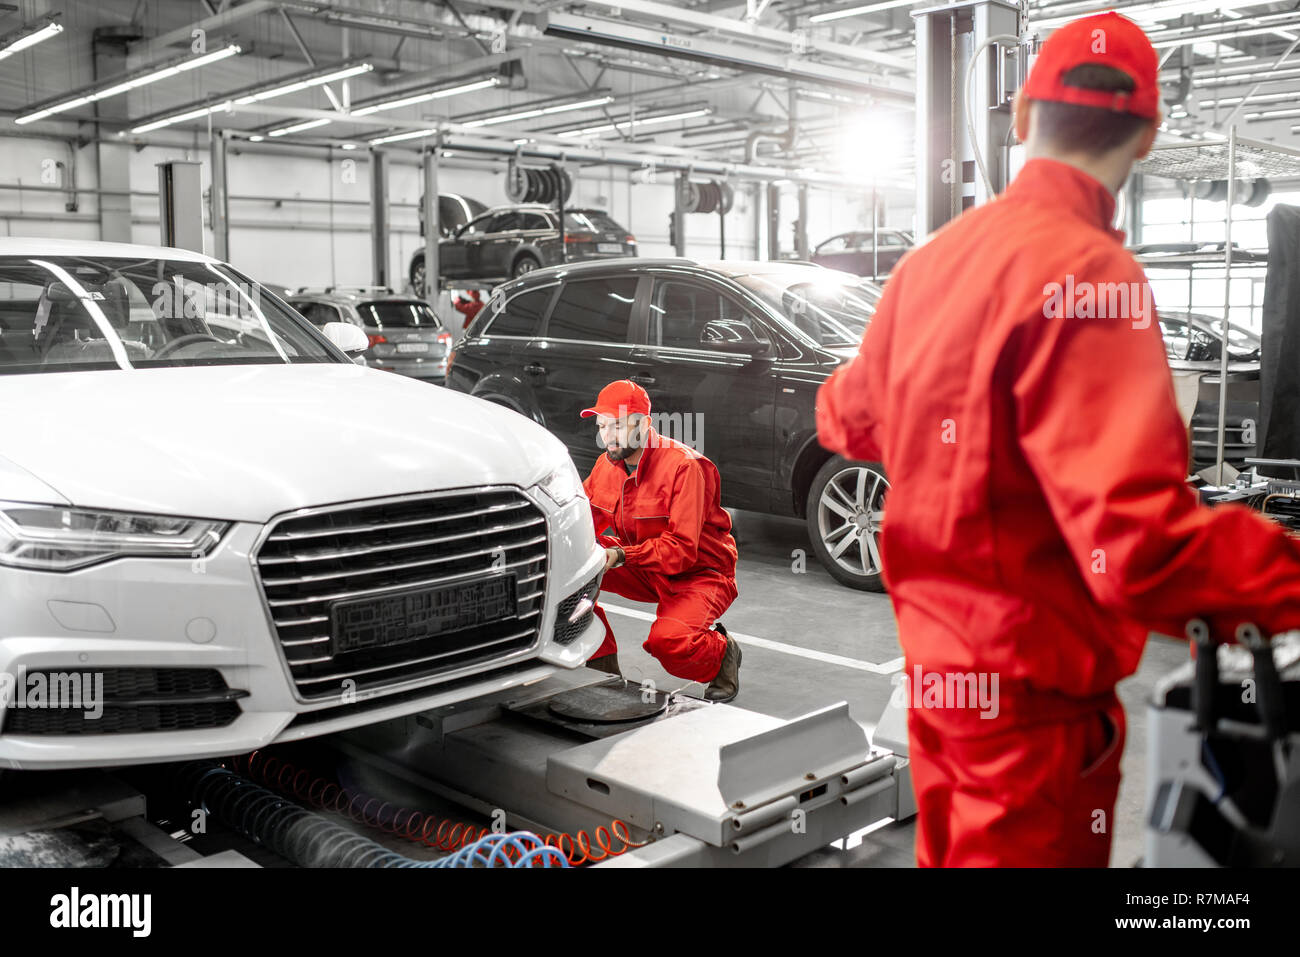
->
xmin=322 ymin=321 xmax=368 ymax=355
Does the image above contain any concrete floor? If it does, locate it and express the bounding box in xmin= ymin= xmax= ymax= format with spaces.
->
xmin=596 ymin=508 xmax=1191 ymax=867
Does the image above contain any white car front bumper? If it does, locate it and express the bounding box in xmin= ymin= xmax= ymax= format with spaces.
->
xmin=0 ymin=488 xmax=605 ymax=770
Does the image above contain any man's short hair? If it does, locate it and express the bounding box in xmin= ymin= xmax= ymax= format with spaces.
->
xmin=1031 ymin=64 xmax=1152 ymax=155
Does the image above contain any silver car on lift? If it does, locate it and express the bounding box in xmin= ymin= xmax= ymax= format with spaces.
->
xmin=290 ymin=288 xmax=453 ymax=383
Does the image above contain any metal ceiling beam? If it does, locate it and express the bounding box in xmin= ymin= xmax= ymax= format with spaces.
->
xmin=543 ymin=13 xmax=915 ymax=96
xmin=130 ymin=0 xmax=277 ymax=57
xmin=571 ymin=0 xmax=911 ymax=70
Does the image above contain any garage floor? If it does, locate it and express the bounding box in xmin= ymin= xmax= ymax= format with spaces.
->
xmin=596 ymin=508 xmax=1191 ymax=867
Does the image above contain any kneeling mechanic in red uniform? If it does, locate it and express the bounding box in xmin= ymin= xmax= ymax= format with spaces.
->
xmin=581 ymin=380 xmax=743 ymax=702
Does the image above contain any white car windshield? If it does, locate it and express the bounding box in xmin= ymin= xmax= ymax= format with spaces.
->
xmin=736 ymin=270 xmax=882 ymax=348
xmin=0 ymin=255 xmax=341 ymax=376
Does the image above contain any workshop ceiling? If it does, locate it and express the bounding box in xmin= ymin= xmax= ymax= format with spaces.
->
xmin=4 ymin=0 xmax=1300 ymax=185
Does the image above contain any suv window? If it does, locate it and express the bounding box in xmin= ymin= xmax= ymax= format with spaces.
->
xmin=296 ymin=301 xmax=343 ymax=327
xmin=358 ymin=301 xmax=442 ymax=329
xmin=520 ymin=213 xmax=550 ymax=231
xmin=489 ymin=211 xmax=522 ymax=233
xmin=816 ymin=235 xmax=851 ymax=255
xmin=486 ymin=285 xmax=553 ymax=337
xmin=460 ymin=213 xmax=494 ymax=237
xmin=649 ymin=280 xmax=769 ymax=351
xmin=546 ymin=276 xmax=637 ymax=343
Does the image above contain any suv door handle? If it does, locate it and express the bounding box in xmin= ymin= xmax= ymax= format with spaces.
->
xmin=629 ymin=374 xmax=656 ymax=386
xmin=524 ymin=362 xmax=546 ymax=376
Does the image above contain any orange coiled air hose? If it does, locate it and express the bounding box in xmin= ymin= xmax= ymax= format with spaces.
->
xmin=229 ymin=751 xmax=648 ymax=864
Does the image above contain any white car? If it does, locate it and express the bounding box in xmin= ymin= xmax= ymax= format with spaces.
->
xmin=0 ymin=238 xmax=606 ymax=770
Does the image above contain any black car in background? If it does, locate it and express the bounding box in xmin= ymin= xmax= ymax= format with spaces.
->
xmin=447 ymin=258 xmax=887 ymax=591
xmin=811 ymin=229 xmax=913 ymax=278
xmin=411 ymin=204 xmax=637 ymax=294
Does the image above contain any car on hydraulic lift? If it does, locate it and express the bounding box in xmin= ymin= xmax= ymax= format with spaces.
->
xmin=0 ymin=237 xmax=606 ymax=771
xmin=409 ymin=204 xmax=637 ymax=295
xmin=446 ymin=257 xmax=889 ymax=591
xmin=288 ymin=287 xmax=454 ymax=383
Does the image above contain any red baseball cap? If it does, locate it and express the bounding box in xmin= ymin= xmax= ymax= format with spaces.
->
xmin=1023 ymin=12 xmax=1159 ymax=120
xmin=580 ymin=379 xmax=652 ymax=419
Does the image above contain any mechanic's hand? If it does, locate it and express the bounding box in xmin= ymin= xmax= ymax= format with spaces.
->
xmin=603 ymin=547 xmax=622 ymax=572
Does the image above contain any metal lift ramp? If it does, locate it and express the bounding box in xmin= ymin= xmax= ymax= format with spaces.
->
xmin=335 ymin=669 xmax=902 ymax=867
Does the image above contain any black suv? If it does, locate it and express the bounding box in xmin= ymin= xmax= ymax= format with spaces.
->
xmin=411 ymin=205 xmax=637 ymax=293
xmin=446 ymin=258 xmax=887 ymax=590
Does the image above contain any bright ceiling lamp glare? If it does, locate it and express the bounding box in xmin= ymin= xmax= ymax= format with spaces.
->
xmin=556 ymin=108 xmax=710 ymax=138
xmin=809 ymin=0 xmax=921 ymax=24
xmin=350 ymin=76 xmax=499 ymax=117
xmin=367 ymin=127 xmax=438 ymax=146
xmin=0 ymin=16 xmax=64 ymax=63
xmin=17 ymin=43 xmax=241 ymax=125
xmin=127 ymin=60 xmax=372 ymax=134
xmin=268 ymin=117 xmax=332 ymax=137
xmin=459 ymin=95 xmax=614 ymax=128
xmin=231 ymin=62 xmax=372 ymax=105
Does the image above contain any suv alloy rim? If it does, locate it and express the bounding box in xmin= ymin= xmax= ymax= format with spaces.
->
xmin=817 ymin=465 xmax=888 ymax=578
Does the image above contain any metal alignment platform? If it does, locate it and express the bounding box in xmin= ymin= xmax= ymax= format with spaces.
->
xmin=0 ymin=668 xmax=911 ymax=868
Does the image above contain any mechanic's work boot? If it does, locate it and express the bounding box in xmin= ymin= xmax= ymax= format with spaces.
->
xmin=587 ymin=654 xmax=622 ymax=677
xmin=705 ymin=624 xmax=742 ymax=703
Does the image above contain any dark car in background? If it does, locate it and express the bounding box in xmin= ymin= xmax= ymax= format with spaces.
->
xmin=811 ymin=228 xmax=913 ymax=278
xmin=290 ymin=288 xmax=453 ymax=382
xmin=411 ymin=204 xmax=637 ymax=294
xmin=447 ymin=258 xmax=887 ymax=591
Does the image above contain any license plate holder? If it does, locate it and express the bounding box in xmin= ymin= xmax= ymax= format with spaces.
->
xmin=597 ymin=243 xmax=623 ymax=253
xmin=329 ymin=574 xmax=517 ymax=654
xmin=397 ymin=342 xmax=429 ymax=353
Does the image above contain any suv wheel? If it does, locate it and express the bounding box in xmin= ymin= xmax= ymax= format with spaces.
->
xmin=512 ymin=254 xmax=540 ymax=279
xmin=409 ymin=254 xmax=427 ymax=298
xmin=805 ymin=455 xmax=889 ymax=592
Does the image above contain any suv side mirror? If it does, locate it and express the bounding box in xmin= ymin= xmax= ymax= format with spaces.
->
xmin=700 ymin=320 xmax=769 ymax=355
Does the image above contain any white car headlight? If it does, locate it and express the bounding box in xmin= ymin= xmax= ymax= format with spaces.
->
xmin=0 ymin=503 xmax=228 ymax=572
xmin=533 ymin=460 xmax=586 ymax=507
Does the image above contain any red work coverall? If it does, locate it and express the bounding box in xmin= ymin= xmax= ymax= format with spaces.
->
xmin=584 ymin=427 xmax=738 ymax=682
xmin=816 ymin=158 xmax=1300 ymax=866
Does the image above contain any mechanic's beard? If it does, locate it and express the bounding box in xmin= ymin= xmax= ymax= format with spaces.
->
xmin=605 ymin=445 xmax=635 ymax=463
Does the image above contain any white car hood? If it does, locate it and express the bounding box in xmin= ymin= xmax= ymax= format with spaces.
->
xmin=1 ymin=364 xmax=568 ymax=523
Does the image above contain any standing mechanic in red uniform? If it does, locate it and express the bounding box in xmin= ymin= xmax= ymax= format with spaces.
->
xmin=817 ymin=12 xmax=1300 ymax=866
xmin=581 ymin=380 xmax=744 ymax=702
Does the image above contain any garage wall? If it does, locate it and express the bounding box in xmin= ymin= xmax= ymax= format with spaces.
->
xmin=0 ymin=131 xmax=902 ymax=288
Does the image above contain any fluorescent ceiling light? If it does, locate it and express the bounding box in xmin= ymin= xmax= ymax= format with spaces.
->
xmin=233 ymin=63 xmax=372 ymax=104
xmin=127 ymin=60 xmax=371 ymax=134
xmin=368 ymin=127 xmax=438 ymax=146
xmin=17 ymin=43 xmax=241 ymax=125
xmin=269 ymin=117 xmax=332 ymax=137
xmin=809 ymin=0 xmax=919 ymax=24
xmin=351 ymin=76 xmax=499 ymax=116
xmin=557 ymin=108 xmax=710 ymax=137
xmin=132 ymin=102 xmax=232 ymax=134
xmin=460 ymin=95 xmax=613 ymax=128
xmin=0 ymin=17 xmax=63 ymax=62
